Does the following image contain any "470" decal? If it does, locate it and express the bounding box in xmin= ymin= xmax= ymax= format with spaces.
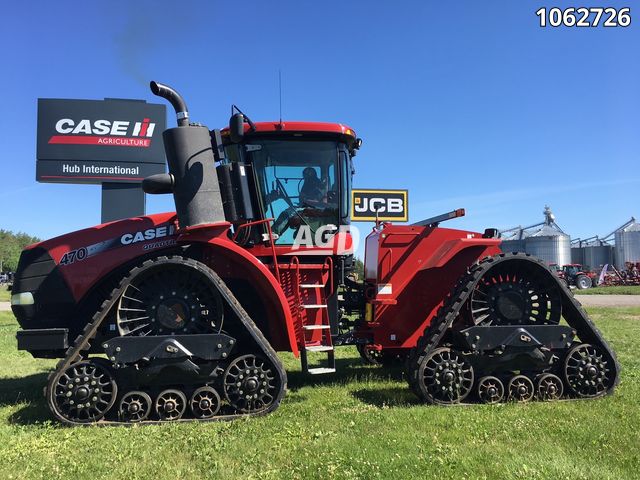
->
xmin=59 ymin=247 xmax=88 ymax=266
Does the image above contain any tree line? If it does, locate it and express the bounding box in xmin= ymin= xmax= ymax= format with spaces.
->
xmin=0 ymin=230 xmax=40 ymax=272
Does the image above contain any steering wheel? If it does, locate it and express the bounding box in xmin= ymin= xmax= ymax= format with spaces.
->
xmin=276 ymin=178 xmax=295 ymax=208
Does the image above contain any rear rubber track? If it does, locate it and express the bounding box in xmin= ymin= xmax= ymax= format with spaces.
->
xmin=406 ymin=252 xmax=620 ymax=402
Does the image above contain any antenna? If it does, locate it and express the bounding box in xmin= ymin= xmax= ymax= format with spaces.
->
xmin=278 ymin=69 xmax=283 ymax=125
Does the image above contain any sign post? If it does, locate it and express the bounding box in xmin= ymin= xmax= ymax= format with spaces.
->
xmin=36 ymin=98 xmax=166 ymax=222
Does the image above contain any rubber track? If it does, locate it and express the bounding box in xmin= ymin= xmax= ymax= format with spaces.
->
xmin=406 ymin=252 xmax=620 ymax=401
xmin=45 ymin=256 xmax=288 ymax=426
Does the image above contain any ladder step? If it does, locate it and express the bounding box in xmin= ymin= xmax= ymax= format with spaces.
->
xmin=300 ymin=284 xmax=324 ymax=288
xmin=303 ymin=325 xmax=331 ymax=330
xmin=303 ymin=304 xmax=327 ymax=309
xmin=307 ymin=367 xmax=336 ymax=375
xmin=305 ymin=345 xmax=333 ymax=352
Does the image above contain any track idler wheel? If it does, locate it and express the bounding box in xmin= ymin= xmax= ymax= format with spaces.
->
xmin=155 ymin=389 xmax=187 ymax=420
xmin=357 ymin=344 xmax=384 ymax=365
xmin=223 ymin=354 xmax=280 ymax=413
xmin=190 ymin=386 xmax=221 ymax=419
xmin=416 ymin=347 xmax=474 ymax=404
xmin=508 ymin=375 xmax=534 ymax=402
xmin=535 ymin=374 xmax=564 ymax=401
xmin=564 ymin=344 xmax=612 ymax=397
xmin=477 ymin=376 xmax=504 ymax=404
xmin=51 ymin=360 xmax=117 ymax=423
xmin=119 ymin=391 xmax=153 ymax=422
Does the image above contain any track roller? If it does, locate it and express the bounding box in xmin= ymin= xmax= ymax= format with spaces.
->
xmin=535 ymin=374 xmax=564 ymax=401
xmin=155 ymin=389 xmax=187 ymax=420
xmin=477 ymin=376 xmax=504 ymax=404
xmin=119 ymin=391 xmax=153 ymax=422
xmin=564 ymin=344 xmax=612 ymax=397
xmin=508 ymin=375 xmax=534 ymax=402
xmin=190 ymin=386 xmax=221 ymax=419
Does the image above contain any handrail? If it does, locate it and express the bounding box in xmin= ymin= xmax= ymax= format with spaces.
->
xmin=233 ymin=218 xmax=280 ymax=280
xmin=323 ymin=256 xmax=334 ymax=296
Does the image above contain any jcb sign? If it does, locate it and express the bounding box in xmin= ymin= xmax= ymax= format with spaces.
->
xmin=351 ymin=189 xmax=408 ymax=222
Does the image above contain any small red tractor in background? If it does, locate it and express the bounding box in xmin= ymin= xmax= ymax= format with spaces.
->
xmin=11 ymin=82 xmax=619 ymax=424
xmin=550 ymin=264 xmax=596 ymax=289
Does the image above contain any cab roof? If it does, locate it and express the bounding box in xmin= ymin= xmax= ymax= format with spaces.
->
xmin=221 ymin=121 xmax=357 ymax=138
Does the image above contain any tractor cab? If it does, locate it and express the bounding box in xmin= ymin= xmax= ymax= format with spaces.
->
xmin=220 ymin=117 xmax=359 ymax=248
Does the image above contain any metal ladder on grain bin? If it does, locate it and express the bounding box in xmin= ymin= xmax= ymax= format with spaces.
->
xmin=283 ymin=257 xmax=335 ymax=374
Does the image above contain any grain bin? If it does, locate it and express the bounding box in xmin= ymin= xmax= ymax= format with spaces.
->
xmin=615 ymin=218 xmax=640 ymax=269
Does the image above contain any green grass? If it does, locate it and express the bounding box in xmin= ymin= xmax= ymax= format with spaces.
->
xmin=1 ymin=308 xmax=639 ymax=480
xmin=577 ymin=285 xmax=640 ymax=295
xmin=0 ymin=286 xmax=10 ymax=302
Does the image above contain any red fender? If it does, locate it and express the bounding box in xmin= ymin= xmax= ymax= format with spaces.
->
xmin=178 ymin=225 xmax=298 ymax=357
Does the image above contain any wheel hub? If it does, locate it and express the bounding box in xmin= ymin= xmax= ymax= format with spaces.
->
xmin=495 ymin=290 xmax=526 ymax=321
xmin=157 ymin=299 xmax=190 ymax=330
xmin=75 ymin=386 xmax=90 ymax=401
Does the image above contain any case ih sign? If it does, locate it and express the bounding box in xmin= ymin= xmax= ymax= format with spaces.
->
xmin=36 ymin=98 xmax=166 ymax=184
xmin=351 ymin=189 xmax=408 ymax=222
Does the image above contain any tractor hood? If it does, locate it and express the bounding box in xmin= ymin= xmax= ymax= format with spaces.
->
xmin=12 ymin=212 xmax=181 ymax=336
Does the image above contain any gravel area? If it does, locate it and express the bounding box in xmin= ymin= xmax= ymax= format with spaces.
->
xmin=575 ymin=295 xmax=640 ymax=307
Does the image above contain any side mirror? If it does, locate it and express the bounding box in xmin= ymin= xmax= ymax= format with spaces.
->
xmin=229 ymin=113 xmax=245 ymax=143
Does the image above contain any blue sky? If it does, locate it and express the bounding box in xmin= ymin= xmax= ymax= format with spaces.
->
xmin=2 ymin=1 xmax=638 ymax=254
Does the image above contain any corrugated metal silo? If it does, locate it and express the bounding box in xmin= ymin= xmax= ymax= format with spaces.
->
xmin=526 ymin=224 xmax=571 ymax=266
xmin=571 ymin=246 xmax=585 ymax=265
xmin=615 ymin=219 xmax=640 ymax=269
xmin=499 ymin=206 xmax=571 ymax=265
xmin=582 ymin=244 xmax=614 ymax=270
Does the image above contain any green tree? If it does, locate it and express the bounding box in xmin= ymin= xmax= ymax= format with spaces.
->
xmin=0 ymin=229 xmax=40 ymax=272
xmin=354 ymin=257 xmax=365 ymax=279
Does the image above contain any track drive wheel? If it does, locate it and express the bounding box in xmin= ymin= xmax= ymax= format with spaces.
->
xmin=190 ymin=386 xmax=221 ymax=419
xmin=477 ymin=376 xmax=504 ymax=404
xmin=535 ymin=374 xmax=564 ymax=401
xmin=155 ymin=389 xmax=187 ymax=421
xmin=50 ymin=360 xmax=117 ymax=423
xmin=119 ymin=391 xmax=153 ymax=422
xmin=223 ymin=354 xmax=280 ymax=413
xmin=564 ymin=344 xmax=612 ymax=397
xmin=469 ymin=260 xmax=562 ymax=326
xmin=416 ymin=347 xmax=474 ymax=404
xmin=507 ymin=375 xmax=534 ymax=402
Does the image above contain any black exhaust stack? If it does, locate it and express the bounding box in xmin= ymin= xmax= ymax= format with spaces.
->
xmin=146 ymin=81 xmax=226 ymax=229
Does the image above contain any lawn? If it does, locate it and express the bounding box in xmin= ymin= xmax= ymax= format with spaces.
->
xmin=0 ymin=286 xmax=10 ymax=302
xmin=1 ymin=307 xmax=639 ymax=480
xmin=579 ymin=285 xmax=640 ymax=295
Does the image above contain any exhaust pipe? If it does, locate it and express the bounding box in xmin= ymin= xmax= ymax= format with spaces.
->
xmin=150 ymin=81 xmax=189 ymax=127
xmin=149 ymin=80 xmax=226 ymax=229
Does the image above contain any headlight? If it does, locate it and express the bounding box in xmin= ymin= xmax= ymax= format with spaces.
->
xmin=11 ymin=292 xmax=35 ymax=306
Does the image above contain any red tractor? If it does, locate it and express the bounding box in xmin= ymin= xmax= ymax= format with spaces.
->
xmin=550 ymin=264 xmax=596 ymax=289
xmin=12 ymin=82 xmax=619 ymax=424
